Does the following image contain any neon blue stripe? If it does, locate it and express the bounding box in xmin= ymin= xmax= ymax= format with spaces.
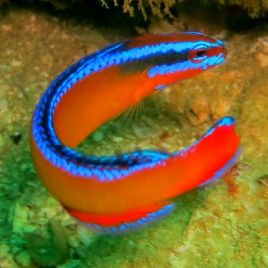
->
xmin=147 ymin=53 xmax=224 ymax=77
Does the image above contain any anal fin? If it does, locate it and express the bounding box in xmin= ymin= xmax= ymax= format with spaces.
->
xmin=65 ymin=202 xmax=174 ymax=233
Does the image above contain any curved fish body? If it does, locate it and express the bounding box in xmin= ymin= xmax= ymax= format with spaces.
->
xmin=30 ymin=32 xmax=240 ymax=232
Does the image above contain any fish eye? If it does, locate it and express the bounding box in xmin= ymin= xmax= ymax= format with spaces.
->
xmin=196 ymin=50 xmax=206 ymax=58
xmin=189 ymin=47 xmax=209 ymax=63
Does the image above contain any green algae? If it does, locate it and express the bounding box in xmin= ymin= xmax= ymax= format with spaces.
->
xmin=25 ymin=219 xmax=69 ymax=267
xmin=1 ymin=6 xmax=268 ymax=268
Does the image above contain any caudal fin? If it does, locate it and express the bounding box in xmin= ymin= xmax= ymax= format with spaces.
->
xmin=198 ymin=147 xmax=241 ymax=187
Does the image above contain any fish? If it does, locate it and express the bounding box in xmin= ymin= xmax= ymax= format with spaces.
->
xmin=30 ymin=32 xmax=240 ymax=233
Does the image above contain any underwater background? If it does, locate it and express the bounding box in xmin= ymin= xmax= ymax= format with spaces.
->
xmin=1 ymin=1 xmax=268 ymax=267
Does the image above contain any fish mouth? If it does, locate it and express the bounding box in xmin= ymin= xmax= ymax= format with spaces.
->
xmin=222 ymin=46 xmax=227 ymax=59
xmin=216 ymin=40 xmax=227 ymax=60
xmin=207 ymin=52 xmax=226 ymax=67
xmin=216 ymin=39 xmax=224 ymax=46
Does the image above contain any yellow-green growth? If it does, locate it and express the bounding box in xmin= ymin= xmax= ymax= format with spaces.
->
xmin=102 ymin=0 xmax=268 ymax=19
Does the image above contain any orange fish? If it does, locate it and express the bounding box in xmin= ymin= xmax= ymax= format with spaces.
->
xmin=30 ymin=32 xmax=240 ymax=232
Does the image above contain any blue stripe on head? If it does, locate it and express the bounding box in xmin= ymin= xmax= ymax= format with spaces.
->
xmin=143 ymin=38 xmax=226 ymax=79
xmin=183 ymin=31 xmax=203 ymax=35
xmin=147 ymin=51 xmax=225 ymax=78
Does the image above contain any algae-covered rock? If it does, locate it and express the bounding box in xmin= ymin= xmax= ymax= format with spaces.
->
xmin=103 ymin=0 xmax=268 ymax=19
xmin=58 ymin=259 xmax=84 ymax=268
xmin=1 ymin=0 xmax=268 ymax=19
xmin=0 ymin=244 xmax=19 ymax=268
xmin=25 ymin=220 xmax=69 ymax=267
xmin=15 ymin=250 xmax=31 ymax=267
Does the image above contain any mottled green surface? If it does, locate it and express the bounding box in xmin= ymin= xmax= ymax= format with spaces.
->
xmin=1 ymin=6 xmax=268 ymax=268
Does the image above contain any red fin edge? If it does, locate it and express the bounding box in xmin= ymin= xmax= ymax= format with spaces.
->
xmin=65 ymin=202 xmax=171 ymax=227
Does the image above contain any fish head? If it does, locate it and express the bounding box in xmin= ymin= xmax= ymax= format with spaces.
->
xmin=186 ymin=32 xmax=227 ymax=70
xmin=123 ymin=31 xmax=226 ymax=89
